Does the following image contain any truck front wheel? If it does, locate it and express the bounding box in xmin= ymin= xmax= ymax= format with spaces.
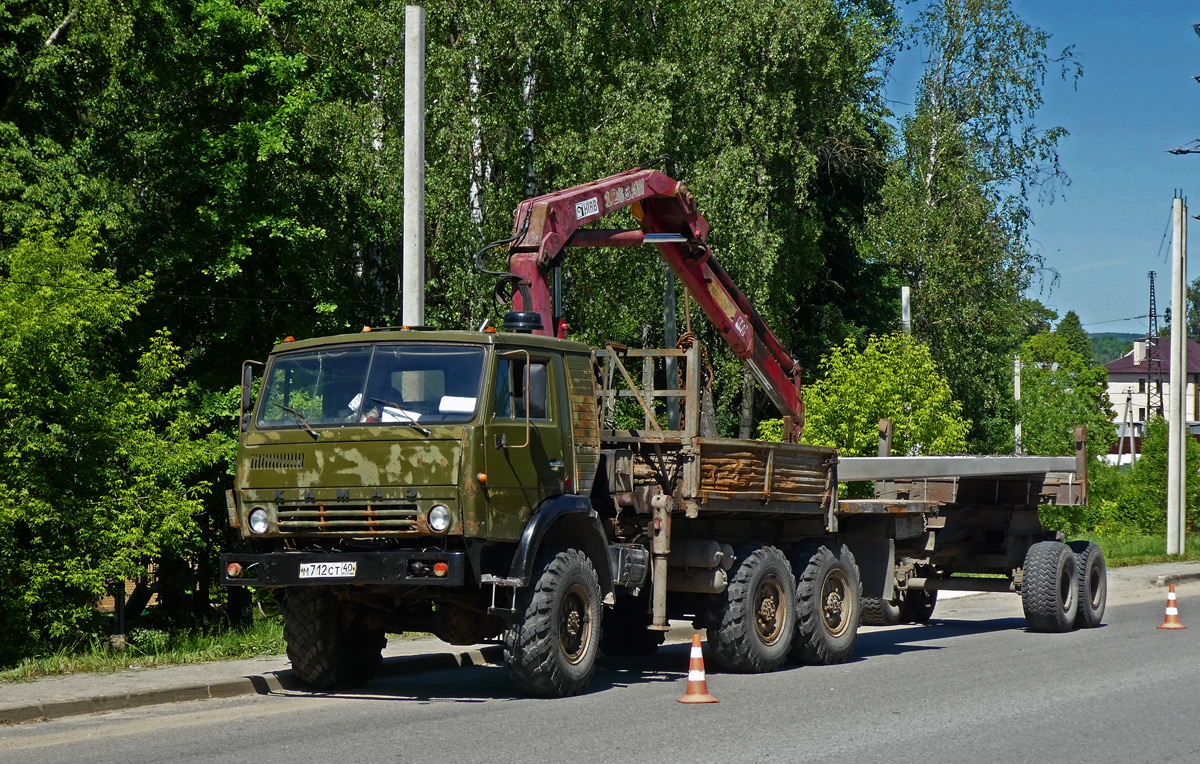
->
xmin=706 ymin=543 xmax=796 ymax=673
xmin=503 ymin=547 xmax=603 ymax=697
xmin=791 ymin=541 xmax=862 ymax=665
xmin=283 ymin=588 xmax=386 ymax=691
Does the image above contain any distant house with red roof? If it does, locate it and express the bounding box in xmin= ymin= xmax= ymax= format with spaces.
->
xmin=1104 ymin=332 xmax=1200 ymax=464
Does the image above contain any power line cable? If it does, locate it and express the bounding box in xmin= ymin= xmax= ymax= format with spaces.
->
xmin=1082 ymin=314 xmax=1149 ymax=327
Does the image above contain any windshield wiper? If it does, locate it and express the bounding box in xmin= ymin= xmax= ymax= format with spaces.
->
xmin=370 ymin=397 xmax=431 ymax=437
xmin=275 ymin=404 xmax=320 ymax=441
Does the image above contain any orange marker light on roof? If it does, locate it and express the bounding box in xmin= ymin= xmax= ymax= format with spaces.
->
xmin=484 ymin=326 xmax=497 ymax=333
xmin=283 ymin=336 xmax=295 ymax=342
xmin=362 ymin=326 xmax=372 ymax=332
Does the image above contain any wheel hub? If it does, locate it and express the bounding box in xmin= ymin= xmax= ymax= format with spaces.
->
xmin=754 ymin=575 xmax=786 ymax=644
xmin=560 ymin=583 xmax=592 ymax=664
xmin=821 ymin=569 xmax=852 ymax=637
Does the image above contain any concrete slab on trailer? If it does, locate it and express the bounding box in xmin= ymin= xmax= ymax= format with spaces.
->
xmin=836 ymin=455 xmax=1077 ymax=481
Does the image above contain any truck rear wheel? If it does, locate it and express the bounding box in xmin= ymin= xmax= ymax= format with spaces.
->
xmin=1068 ymin=540 xmax=1107 ymax=628
xmin=1022 ymin=540 xmax=1078 ymax=633
xmin=707 ymin=543 xmax=796 ymax=673
xmin=791 ymin=541 xmax=861 ymax=665
xmin=503 ymin=547 xmax=602 ymax=697
xmin=283 ymin=588 xmax=386 ymax=691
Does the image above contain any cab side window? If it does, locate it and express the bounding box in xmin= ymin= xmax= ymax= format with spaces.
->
xmin=492 ymin=357 xmax=549 ymax=420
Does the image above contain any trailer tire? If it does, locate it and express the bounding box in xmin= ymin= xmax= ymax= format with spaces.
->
xmin=1068 ymin=540 xmax=1107 ymax=628
xmin=504 ymin=547 xmax=602 ymax=697
xmin=1022 ymin=541 xmax=1078 ymax=633
xmin=899 ymin=589 xmax=937 ymax=624
xmin=706 ymin=543 xmax=796 ymax=673
xmin=283 ymin=589 xmax=385 ymax=691
xmin=600 ymin=591 xmax=665 ymax=657
xmin=791 ymin=541 xmax=861 ymax=665
xmin=861 ymin=590 xmax=902 ymax=626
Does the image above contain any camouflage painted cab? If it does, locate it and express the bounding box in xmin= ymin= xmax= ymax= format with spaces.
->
xmin=222 ymin=327 xmax=611 ymax=695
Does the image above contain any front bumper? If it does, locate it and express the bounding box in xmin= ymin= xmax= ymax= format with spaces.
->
xmin=220 ymin=550 xmax=467 ymax=588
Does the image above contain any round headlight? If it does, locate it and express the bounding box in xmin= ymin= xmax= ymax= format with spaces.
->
xmin=248 ymin=507 xmax=270 ymax=534
xmin=428 ymin=504 xmax=451 ymax=533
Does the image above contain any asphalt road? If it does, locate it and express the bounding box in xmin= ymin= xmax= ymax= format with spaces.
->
xmin=3 ymin=581 xmax=1198 ymax=764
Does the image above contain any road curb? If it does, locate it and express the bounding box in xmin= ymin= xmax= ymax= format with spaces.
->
xmin=1153 ymin=570 xmax=1200 ymax=587
xmin=0 ymin=645 xmax=505 ymax=726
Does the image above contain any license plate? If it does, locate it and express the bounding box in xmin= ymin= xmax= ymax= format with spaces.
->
xmin=298 ymin=561 xmax=357 ymax=579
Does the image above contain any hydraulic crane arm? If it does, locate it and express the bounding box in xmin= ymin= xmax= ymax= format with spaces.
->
xmin=499 ymin=167 xmax=804 ymax=431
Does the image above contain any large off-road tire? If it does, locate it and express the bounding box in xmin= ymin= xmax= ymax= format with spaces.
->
xmin=503 ymin=547 xmax=603 ymax=697
xmin=861 ymin=589 xmax=903 ymax=626
xmin=1022 ymin=540 xmax=1079 ymax=633
xmin=791 ymin=541 xmax=862 ymax=665
xmin=1068 ymin=540 xmax=1107 ymax=629
xmin=899 ymin=588 xmax=937 ymax=624
xmin=283 ymin=588 xmax=386 ymax=691
xmin=600 ymin=590 xmax=665 ymax=657
xmin=706 ymin=543 xmax=796 ymax=673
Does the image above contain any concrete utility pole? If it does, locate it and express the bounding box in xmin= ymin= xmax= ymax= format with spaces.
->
xmin=1167 ymin=195 xmax=1188 ymax=555
xmin=1013 ymin=355 xmax=1023 ymax=455
xmin=402 ymin=5 xmax=426 ymax=327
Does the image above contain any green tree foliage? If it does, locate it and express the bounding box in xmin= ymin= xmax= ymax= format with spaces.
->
xmin=0 ymin=222 xmax=221 ymax=665
xmin=1089 ymin=333 xmax=1136 ymax=366
xmin=759 ymin=334 xmax=969 ymax=457
xmin=1187 ymin=275 xmax=1200 ymax=340
xmin=865 ymin=0 xmax=1079 ymax=451
xmin=1018 ymin=331 xmax=1114 ymax=462
xmin=1053 ymin=310 xmax=1092 ymax=360
xmin=1099 ymin=418 xmax=1200 ymax=535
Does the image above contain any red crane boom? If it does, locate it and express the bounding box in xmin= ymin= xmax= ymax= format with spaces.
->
xmin=502 ymin=167 xmax=804 ymax=433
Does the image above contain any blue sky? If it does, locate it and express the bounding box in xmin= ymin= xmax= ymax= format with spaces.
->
xmin=884 ymin=2 xmax=1200 ymax=336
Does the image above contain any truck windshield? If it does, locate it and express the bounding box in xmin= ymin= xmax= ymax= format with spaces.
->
xmin=256 ymin=344 xmax=486 ymax=429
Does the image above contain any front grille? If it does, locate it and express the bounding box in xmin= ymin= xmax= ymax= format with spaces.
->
xmin=249 ymin=453 xmax=305 ymax=470
xmin=278 ymin=503 xmax=419 ymax=534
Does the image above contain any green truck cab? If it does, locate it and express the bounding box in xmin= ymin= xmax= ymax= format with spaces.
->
xmin=223 ymin=326 xmax=617 ymax=695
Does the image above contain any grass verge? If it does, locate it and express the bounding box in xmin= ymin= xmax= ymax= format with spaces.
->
xmin=0 ymin=615 xmax=286 ymax=683
xmin=1082 ymin=534 xmax=1200 ymax=567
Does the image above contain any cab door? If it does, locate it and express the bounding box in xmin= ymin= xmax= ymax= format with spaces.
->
xmin=483 ymin=350 xmax=567 ymax=540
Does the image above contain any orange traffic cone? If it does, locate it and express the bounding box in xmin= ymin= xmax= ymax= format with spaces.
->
xmin=677 ymin=634 xmax=718 ymax=704
xmin=1158 ymin=583 xmax=1187 ymax=630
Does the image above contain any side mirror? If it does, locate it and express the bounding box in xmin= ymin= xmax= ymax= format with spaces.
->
xmin=240 ymin=360 xmax=263 ymax=433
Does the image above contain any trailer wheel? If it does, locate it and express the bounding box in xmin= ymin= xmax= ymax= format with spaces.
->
xmin=504 ymin=547 xmax=602 ymax=697
xmin=600 ymin=590 xmax=665 ymax=657
xmin=1068 ymin=540 xmax=1107 ymax=628
xmin=791 ymin=541 xmax=861 ymax=665
xmin=899 ymin=589 xmax=937 ymax=624
xmin=1022 ymin=541 xmax=1078 ymax=633
xmin=705 ymin=543 xmax=795 ymax=673
xmin=283 ymin=589 xmax=385 ymax=690
xmin=861 ymin=589 xmax=902 ymax=626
